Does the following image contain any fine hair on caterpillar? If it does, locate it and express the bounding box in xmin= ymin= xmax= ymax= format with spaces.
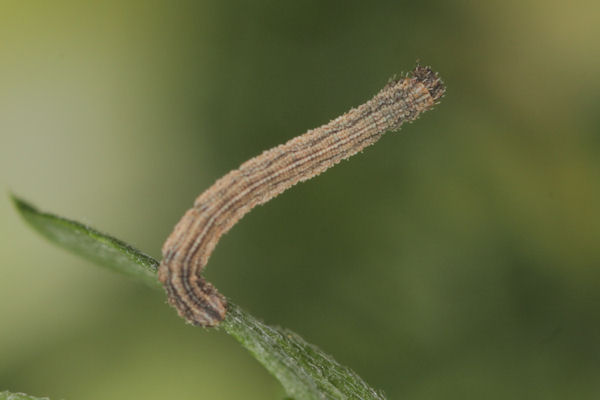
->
xmin=158 ymin=65 xmax=445 ymax=326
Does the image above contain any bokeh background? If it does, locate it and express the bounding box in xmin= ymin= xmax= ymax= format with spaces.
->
xmin=2 ymin=1 xmax=600 ymax=399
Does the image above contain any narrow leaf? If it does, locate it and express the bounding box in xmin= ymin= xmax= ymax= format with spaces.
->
xmin=223 ymin=305 xmax=385 ymax=400
xmin=12 ymin=195 xmax=386 ymax=400
xmin=11 ymin=195 xmax=160 ymax=289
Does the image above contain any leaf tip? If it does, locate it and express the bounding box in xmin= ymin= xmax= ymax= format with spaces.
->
xmin=9 ymin=193 xmax=38 ymax=215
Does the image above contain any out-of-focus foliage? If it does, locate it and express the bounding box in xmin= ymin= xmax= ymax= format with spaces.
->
xmin=0 ymin=391 xmax=49 ymax=400
xmin=1 ymin=1 xmax=599 ymax=399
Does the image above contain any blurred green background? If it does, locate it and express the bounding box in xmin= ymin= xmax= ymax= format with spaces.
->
xmin=1 ymin=0 xmax=599 ymax=399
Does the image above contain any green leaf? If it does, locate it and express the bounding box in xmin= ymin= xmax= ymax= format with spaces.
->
xmin=11 ymin=195 xmax=160 ymax=290
xmin=0 ymin=391 xmax=50 ymax=400
xmin=11 ymin=195 xmax=386 ymax=400
xmin=222 ymin=306 xmax=385 ymax=400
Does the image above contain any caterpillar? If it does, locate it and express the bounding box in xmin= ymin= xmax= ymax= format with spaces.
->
xmin=158 ymin=65 xmax=445 ymax=326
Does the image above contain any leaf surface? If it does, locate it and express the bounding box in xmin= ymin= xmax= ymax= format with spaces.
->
xmin=12 ymin=195 xmax=385 ymax=400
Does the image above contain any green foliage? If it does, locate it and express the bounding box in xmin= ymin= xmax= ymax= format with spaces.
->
xmin=11 ymin=195 xmax=385 ymax=400
xmin=11 ymin=195 xmax=159 ymax=290
xmin=0 ymin=391 xmax=49 ymax=400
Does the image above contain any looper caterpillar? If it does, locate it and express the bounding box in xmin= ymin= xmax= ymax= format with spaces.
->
xmin=158 ymin=65 xmax=445 ymax=326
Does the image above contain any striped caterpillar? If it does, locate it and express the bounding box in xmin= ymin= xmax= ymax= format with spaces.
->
xmin=158 ymin=65 xmax=445 ymax=326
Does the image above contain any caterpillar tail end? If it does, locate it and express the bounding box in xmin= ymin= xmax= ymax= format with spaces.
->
xmin=158 ymin=260 xmax=228 ymax=327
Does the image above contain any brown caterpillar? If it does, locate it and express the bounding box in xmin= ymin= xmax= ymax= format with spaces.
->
xmin=158 ymin=65 xmax=445 ymax=326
